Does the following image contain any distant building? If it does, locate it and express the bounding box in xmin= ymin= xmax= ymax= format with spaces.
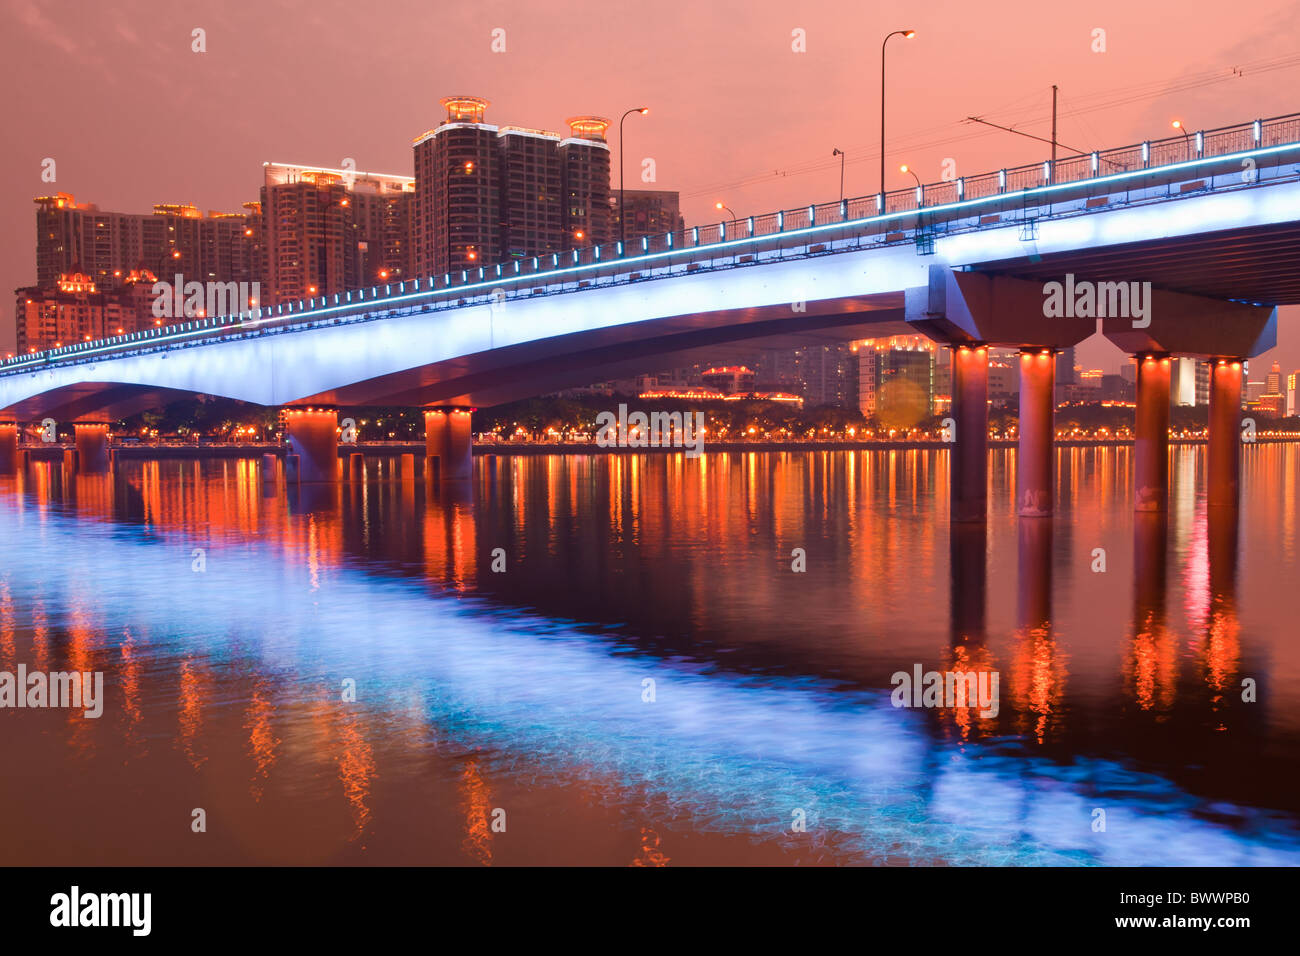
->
xmin=33 ymin=192 xmax=260 ymax=296
xmin=933 ymin=348 xmax=952 ymax=415
xmin=1059 ymin=345 xmax=1078 ymax=385
xmin=610 ymin=189 xmax=685 ymax=242
xmin=412 ymin=96 xmax=611 ymax=278
xmin=748 ymin=344 xmax=858 ymax=408
xmin=14 ymin=271 xmax=158 ymax=354
xmin=1287 ymin=370 xmax=1299 ymax=417
xmin=855 ymin=336 xmax=936 ymax=425
xmin=1258 ymin=360 xmax=1287 ymax=417
xmin=260 ymin=162 xmax=414 ymax=306
xmin=701 ymin=366 xmax=756 ymax=395
xmin=798 ymin=344 xmax=859 ymax=408
xmin=1266 ymin=360 xmax=1282 ymax=396
xmin=1257 ymin=393 xmax=1286 ymax=417
xmin=1100 ymin=373 xmax=1135 ymax=402
xmin=987 ymin=348 xmax=1019 ymax=402
xmin=1058 ymin=368 xmax=1102 ymax=404
xmin=637 ymin=384 xmax=802 ymax=406
xmin=1171 ymin=356 xmax=1198 ymax=406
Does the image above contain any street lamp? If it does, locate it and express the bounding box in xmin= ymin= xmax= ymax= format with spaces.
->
xmin=1172 ymin=119 xmax=1193 ymax=157
xmin=900 ymin=164 xmax=921 ymax=189
xmin=619 ymin=107 xmax=649 ymax=248
xmin=880 ymin=29 xmax=916 ymax=196
xmin=714 ymin=201 xmax=738 ymax=222
xmin=832 ymin=148 xmax=846 ymax=202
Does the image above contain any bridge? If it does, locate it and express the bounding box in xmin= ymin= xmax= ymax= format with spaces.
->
xmin=2 ymin=113 xmax=1298 ymax=520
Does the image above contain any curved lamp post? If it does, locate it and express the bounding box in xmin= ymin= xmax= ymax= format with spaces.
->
xmin=619 ymin=107 xmax=650 ymax=248
xmin=832 ymin=147 xmax=846 ymax=202
xmin=880 ymin=29 xmax=916 ymax=196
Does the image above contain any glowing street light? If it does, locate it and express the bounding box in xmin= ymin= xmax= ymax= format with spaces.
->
xmin=618 ymin=107 xmax=650 ymax=247
xmin=880 ymin=29 xmax=916 ymax=195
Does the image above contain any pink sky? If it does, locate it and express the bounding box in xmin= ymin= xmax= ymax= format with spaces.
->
xmin=3 ymin=0 xmax=1298 ymax=377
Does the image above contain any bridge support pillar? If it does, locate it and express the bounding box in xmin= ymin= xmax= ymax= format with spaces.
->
xmin=951 ymin=344 xmax=988 ymax=523
xmin=74 ymin=423 xmax=111 ymax=474
xmin=1017 ymin=349 xmax=1056 ymax=516
xmin=284 ymin=408 xmax=338 ymax=482
xmin=1133 ymin=353 xmax=1171 ymax=512
xmin=0 ymin=423 xmax=17 ymax=475
xmin=425 ymin=409 xmax=472 ymax=481
xmin=1208 ymin=359 xmax=1244 ymax=508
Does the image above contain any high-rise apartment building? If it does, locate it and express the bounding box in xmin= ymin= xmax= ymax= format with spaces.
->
xmin=559 ymin=117 xmax=612 ymax=248
xmin=33 ymin=193 xmax=260 ymax=294
xmin=798 ymin=344 xmax=859 ymax=409
xmin=260 ymin=163 xmax=414 ymax=306
xmin=499 ymin=125 xmax=563 ymax=261
xmin=987 ymin=348 xmax=1020 ymax=402
xmin=14 ymin=271 xmax=158 ymax=354
xmin=855 ymin=336 xmax=937 ymax=423
xmin=1058 ymin=345 xmax=1077 ymax=386
xmin=414 ymin=96 xmax=500 ymax=278
xmin=1171 ymin=356 xmax=1198 ymax=406
xmin=1266 ymin=360 xmax=1282 ymax=396
xmin=611 ymin=189 xmax=685 ymax=241
xmin=412 ymin=96 xmax=611 ymax=278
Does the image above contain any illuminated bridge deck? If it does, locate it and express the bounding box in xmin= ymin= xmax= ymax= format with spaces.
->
xmin=2 ymin=112 xmax=1298 ymax=416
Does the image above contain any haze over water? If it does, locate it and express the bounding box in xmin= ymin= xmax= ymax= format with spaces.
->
xmin=0 ymin=446 xmax=1297 ymax=865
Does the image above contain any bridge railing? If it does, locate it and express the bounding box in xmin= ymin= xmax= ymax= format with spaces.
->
xmin=7 ymin=111 xmax=1300 ymax=376
xmin=1051 ymin=153 xmax=1093 ymax=186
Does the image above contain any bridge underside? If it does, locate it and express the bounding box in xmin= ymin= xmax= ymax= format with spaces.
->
xmin=0 ymin=294 xmax=909 ymax=418
xmin=970 ymin=220 xmax=1300 ymax=305
xmin=297 ymin=299 xmax=909 ymax=408
xmin=0 ymin=383 xmax=199 ymax=422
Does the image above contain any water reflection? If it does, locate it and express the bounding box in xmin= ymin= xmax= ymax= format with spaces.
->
xmin=1202 ymin=506 xmax=1241 ymax=729
xmin=1009 ymin=519 xmax=1067 ymax=745
xmin=1128 ymin=514 xmax=1176 ymax=713
xmin=0 ymin=446 xmax=1297 ymax=865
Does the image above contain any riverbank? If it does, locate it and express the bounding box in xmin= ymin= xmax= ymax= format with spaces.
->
xmin=13 ymin=435 xmax=1300 ymax=462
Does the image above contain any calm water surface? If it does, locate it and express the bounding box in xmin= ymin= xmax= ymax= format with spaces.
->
xmin=1 ymin=446 xmax=1298 ymax=865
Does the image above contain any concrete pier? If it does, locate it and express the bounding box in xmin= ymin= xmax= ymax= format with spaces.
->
xmin=0 ymin=423 xmax=17 ymax=475
xmin=1133 ymin=354 xmax=1171 ymax=512
xmin=1017 ymin=350 xmax=1056 ymax=517
xmin=74 ymin=423 xmax=111 ymax=474
xmin=284 ymin=408 xmax=338 ymax=482
xmin=425 ymin=409 xmax=473 ymax=481
xmin=950 ymin=345 xmax=988 ymax=523
xmin=1208 ymin=359 xmax=1244 ymax=508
